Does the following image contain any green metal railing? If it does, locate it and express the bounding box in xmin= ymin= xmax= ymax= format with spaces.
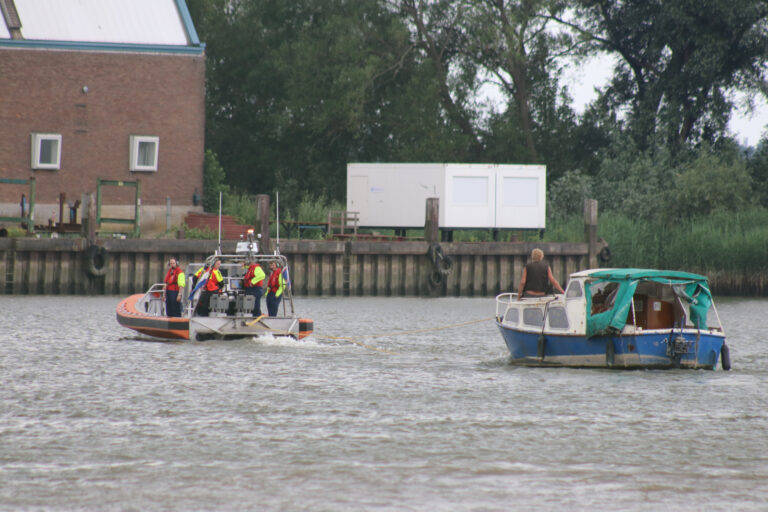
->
xmin=0 ymin=177 xmax=35 ymax=234
xmin=96 ymin=178 xmax=140 ymax=237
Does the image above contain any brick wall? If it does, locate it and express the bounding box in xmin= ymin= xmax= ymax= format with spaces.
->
xmin=0 ymin=47 xmax=205 ymax=210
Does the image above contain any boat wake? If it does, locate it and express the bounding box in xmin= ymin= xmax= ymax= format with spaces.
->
xmin=245 ymin=333 xmax=323 ymax=348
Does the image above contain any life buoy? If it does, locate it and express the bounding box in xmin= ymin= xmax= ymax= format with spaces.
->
xmin=84 ymin=245 xmax=109 ymax=277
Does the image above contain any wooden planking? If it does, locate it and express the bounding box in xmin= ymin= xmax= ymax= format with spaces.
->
xmin=376 ymin=254 xmax=392 ymax=297
xmin=321 ymin=253 xmax=333 ymax=295
xmin=133 ymin=252 xmax=147 ymax=292
xmin=0 ymin=239 xmax=597 ymax=297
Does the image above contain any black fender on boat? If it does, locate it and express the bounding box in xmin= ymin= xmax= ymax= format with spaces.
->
xmin=721 ymin=343 xmax=731 ymax=371
xmin=537 ymin=334 xmax=546 ymax=361
xmin=84 ymin=245 xmax=109 ymax=277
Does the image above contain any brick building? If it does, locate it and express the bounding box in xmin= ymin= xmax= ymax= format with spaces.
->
xmin=0 ymin=0 xmax=205 ymax=235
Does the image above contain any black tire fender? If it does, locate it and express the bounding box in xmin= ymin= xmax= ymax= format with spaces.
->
xmin=428 ymin=269 xmax=443 ymax=288
xmin=438 ymin=254 xmax=454 ymax=275
xmin=84 ymin=245 xmax=109 ymax=277
xmin=599 ymin=246 xmax=612 ymax=263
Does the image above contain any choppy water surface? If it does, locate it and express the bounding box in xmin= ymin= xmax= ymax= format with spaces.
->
xmin=1 ymin=295 xmax=767 ymax=511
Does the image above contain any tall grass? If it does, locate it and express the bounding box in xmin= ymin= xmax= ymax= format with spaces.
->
xmin=542 ymin=207 xmax=768 ymax=293
xmin=290 ymin=194 xmax=345 ymax=224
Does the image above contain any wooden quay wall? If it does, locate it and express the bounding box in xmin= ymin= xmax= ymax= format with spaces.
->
xmin=0 ymin=238 xmax=593 ymax=297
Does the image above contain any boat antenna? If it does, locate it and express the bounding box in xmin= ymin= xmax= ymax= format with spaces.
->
xmin=217 ymin=191 xmax=222 ymax=255
xmin=275 ymin=190 xmax=280 ymax=255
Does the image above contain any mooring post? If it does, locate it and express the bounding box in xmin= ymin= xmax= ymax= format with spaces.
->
xmin=256 ymin=194 xmax=271 ymax=254
xmin=584 ymin=199 xmax=598 ymax=268
xmin=425 ymin=197 xmax=439 ymax=245
xmin=83 ymin=192 xmax=96 ymax=244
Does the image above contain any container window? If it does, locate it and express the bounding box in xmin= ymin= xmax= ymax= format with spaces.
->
xmin=502 ymin=177 xmax=538 ymax=206
xmin=452 ymin=176 xmax=488 ymax=204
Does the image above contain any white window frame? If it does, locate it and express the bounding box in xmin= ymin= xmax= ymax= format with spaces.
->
xmin=31 ymin=133 xmax=62 ymax=170
xmin=129 ymin=135 xmax=159 ymax=172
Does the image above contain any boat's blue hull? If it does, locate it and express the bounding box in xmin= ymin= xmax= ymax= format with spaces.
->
xmin=496 ymin=323 xmax=725 ymax=369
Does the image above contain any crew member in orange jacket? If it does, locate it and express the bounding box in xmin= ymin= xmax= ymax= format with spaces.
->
xmin=195 ymin=259 xmax=223 ymax=317
xmin=266 ymin=260 xmax=286 ymax=317
xmin=163 ymin=258 xmax=185 ymax=317
xmin=243 ymin=260 xmax=266 ymax=317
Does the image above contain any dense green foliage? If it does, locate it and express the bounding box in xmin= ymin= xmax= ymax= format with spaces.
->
xmin=185 ymin=0 xmax=768 ymax=275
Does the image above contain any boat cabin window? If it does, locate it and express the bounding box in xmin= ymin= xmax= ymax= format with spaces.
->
xmin=523 ymin=308 xmax=544 ymax=327
xmin=503 ymin=308 xmax=519 ymax=325
xmin=547 ymin=306 xmax=569 ymax=329
xmin=565 ymin=280 xmax=582 ymax=299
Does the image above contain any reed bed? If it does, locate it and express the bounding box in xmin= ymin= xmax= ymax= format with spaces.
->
xmin=588 ymin=208 xmax=768 ymax=295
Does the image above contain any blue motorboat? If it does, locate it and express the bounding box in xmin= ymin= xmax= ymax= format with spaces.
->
xmin=495 ymin=269 xmax=730 ymax=370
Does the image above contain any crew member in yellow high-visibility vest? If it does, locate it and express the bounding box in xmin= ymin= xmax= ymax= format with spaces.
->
xmin=243 ymin=261 xmax=266 ymax=317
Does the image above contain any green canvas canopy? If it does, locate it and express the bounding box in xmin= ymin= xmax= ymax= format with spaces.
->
xmin=584 ymin=269 xmax=714 ymax=338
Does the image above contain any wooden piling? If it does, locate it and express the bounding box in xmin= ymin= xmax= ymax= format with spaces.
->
xmin=256 ymin=194 xmax=270 ymax=254
xmin=585 ymin=199 xmax=598 ymax=269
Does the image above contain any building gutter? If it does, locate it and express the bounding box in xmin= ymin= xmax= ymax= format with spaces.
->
xmin=0 ymin=38 xmax=204 ymax=55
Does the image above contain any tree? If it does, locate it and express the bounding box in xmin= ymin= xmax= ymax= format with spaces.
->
xmin=567 ymin=0 xmax=768 ymax=149
xmin=394 ymin=0 xmax=485 ymax=159
xmin=460 ymin=0 xmax=575 ymax=162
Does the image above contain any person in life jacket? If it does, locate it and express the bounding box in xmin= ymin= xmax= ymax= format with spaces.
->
xmin=266 ymin=260 xmax=286 ymax=317
xmin=195 ymin=259 xmax=223 ymax=317
xmin=163 ymin=258 xmax=186 ymax=317
xmin=243 ymin=260 xmax=266 ymax=317
xmin=191 ymin=262 xmax=210 ymax=289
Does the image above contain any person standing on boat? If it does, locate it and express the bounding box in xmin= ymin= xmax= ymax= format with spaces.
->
xmin=191 ymin=262 xmax=210 ymax=289
xmin=266 ymin=260 xmax=286 ymax=317
xmin=163 ymin=258 xmax=186 ymax=317
xmin=517 ymin=248 xmax=564 ymax=299
xmin=243 ymin=260 xmax=266 ymax=317
xmin=196 ymin=259 xmax=224 ymax=317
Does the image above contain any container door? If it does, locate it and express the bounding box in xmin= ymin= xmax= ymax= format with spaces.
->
xmin=495 ymin=165 xmax=546 ymax=229
xmin=444 ymin=164 xmax=495 ymax=228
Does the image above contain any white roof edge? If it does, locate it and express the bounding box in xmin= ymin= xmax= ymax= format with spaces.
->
xmin=14 ymin=0 xmax=192 ymax=46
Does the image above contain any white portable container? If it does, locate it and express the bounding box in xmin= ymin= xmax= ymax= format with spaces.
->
xmin=346 ymin=163 xmax=546 ymax=229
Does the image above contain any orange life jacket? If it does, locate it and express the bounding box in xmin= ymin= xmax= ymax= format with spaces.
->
xmin=244 ymin=263 xmax=265 ymax=288
xmin=205 ymin=269 xmax=223 ymax=292
xmin=164 ymin=267 xmax=183 ymax=291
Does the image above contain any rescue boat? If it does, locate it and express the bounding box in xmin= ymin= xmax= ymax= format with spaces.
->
xmin=116 ymin=234 xmax=313 ymax=341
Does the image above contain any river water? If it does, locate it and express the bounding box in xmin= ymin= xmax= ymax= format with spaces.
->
xmin=1 ymin=295 xmax=766 ymax=511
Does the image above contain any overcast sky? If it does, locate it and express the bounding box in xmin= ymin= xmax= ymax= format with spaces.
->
xmin=563 ymin=56 xmax=768 ymax=147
